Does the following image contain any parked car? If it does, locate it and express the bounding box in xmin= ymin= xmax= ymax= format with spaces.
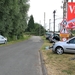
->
xmin=0 ymin=35 xmax=7 ymax=44
xmin=45 ymin=32 xmax=53 ymax=40
xmin=52 ymin=37 xmax=75 ymax=54
xmin=49 ymin=33 xmax=60 ymax=43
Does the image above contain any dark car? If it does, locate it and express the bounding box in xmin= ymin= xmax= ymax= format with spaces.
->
xmin=45 ymin=32 xmax=53 ymax=40
xmin=49 ymin=33 xmax=60 ymax=43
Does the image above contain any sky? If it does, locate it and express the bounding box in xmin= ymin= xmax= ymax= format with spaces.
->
xmin=28 ymin=0 xmax=75 ymax=31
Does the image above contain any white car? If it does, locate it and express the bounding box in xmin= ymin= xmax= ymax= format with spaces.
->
xmin=0 ymin=35 xmax=7 ymax=44
xmin=52 ymin=37 xmax=75 ymax=54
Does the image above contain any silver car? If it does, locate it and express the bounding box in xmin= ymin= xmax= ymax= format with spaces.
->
xmin=52 ymin=37 xmax=75 ymax=54
xmin=0 ymin=35 xmax=7 ymax=44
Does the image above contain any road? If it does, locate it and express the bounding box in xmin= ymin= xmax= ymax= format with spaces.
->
xmin=0 ymin=36 xmax=43 ymax=75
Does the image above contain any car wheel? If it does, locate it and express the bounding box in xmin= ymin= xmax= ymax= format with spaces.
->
xmin=56 ymin=47 xmax=64 ymax=54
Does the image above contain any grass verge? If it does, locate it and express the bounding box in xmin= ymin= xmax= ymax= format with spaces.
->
xmin=0 ymin=35 xmax=31 ymax=46
xmin=41 ymin=36 xmax=75 ymax=75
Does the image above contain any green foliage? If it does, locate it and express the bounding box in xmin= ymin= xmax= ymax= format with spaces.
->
xmin=26 ymin=21 xmax=46 ymax=36
xmin=26 ymin=15 xmax=46 ymax=36
xmin=27 ymin=15 xmax=35 ymax=32
xmin=0 ymin=0 xmax=30 ymax=41
xmin=34 ymin=23 xmax=45 ymax=35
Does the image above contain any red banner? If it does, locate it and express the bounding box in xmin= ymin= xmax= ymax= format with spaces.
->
xmin=66 ymin=22 xmax=75 ymax=29
xmin=67 ymin=2 xmax=75 ymax=21
xmin=66 ymin=2 xmax=75 ymax=29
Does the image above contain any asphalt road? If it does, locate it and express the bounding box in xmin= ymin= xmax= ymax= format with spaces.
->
xmin=0 ymin=36 xmax=43 ymax=75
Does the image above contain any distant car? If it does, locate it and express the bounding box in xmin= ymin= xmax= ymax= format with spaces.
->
xmin=0 ymin=35 xmax=7 ymax=44
xmin=52 ymin=37 xmax=75 ymax=54
xmin=49 ymin=33 xmax=60 ymax=43
xmin=45 ymin=32 xmax=53 ymax=40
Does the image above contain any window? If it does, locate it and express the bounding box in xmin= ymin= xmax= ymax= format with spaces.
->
xmin=69 ymin=38 xmax=75 ymax=44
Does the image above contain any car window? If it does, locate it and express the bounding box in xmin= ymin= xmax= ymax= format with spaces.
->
xmin=46 ymin=33 xmax=53 ymax=37
xmin=69 ymin=38 xmax=75 ymax=44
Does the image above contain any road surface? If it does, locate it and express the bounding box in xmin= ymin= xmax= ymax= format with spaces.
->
xmin=0 ymin=36 xmax=43 ymax=75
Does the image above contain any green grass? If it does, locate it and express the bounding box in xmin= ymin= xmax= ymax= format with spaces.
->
xmin=0 ymin=35 xmax=31 ymax=46
xmin=62 ymin=70 xmax=72 ymax=75
xmin=41 ymin=36 xmax=75 ymax=75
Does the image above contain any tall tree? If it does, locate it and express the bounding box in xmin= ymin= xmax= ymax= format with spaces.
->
xmin=0 ymin=0 xmax=13 ymax=36
xmin=0 ymin=0 xmax=30 ymax=40
xmin=27 ymin=15 xmax=35 ymax=32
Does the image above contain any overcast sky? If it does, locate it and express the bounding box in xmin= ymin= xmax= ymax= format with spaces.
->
xmin=28 ymin=0 xmax=75 ymax=31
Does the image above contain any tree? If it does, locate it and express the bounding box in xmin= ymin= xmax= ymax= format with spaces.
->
xmin=34 ymin=23 xmax=46 ymax=35
xmin=11 ymin=0 xmax=30 ymax=39
xmin=27 ymin=15 xmax=35 ymax=32
xmin=0 ymin=0 xmax=13 ymax=36
xmin=0 ymin=0 xmax=30 ymax=40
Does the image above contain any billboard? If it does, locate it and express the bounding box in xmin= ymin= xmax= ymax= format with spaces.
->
xmin=66 ymin=2 xmax=75 ymax=29
xmin=67 ymin=2 xmax=75 ymax=21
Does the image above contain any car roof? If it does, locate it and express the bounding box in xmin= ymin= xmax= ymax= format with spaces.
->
xmin=46 ymin=32 xmax=53 ymax=35
xmin=66 ymin=36 xmax=75 ymax=42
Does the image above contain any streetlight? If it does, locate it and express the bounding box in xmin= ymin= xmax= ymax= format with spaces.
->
xmin=53 ymin=10 xmax=56 ymax=35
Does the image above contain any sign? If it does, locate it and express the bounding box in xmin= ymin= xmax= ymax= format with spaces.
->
xmin=60 ymin=28 xmax=68 ymax=34
xmin=62 ymin=38 xmax=67 ymax=41
xmin=60 ymin=18 xmax=69 ymax=38
xmin=60 ymin=18 xmax=67 ymax=26
xmin=67 ymin=2 xmax=75 ymax=21
xmin=60 ymin=33 xmax=70 ymax=37
xmin=66 ymin=2 xmax=75 ymax=29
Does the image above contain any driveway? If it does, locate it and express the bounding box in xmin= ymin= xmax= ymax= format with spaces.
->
xmin=0 ymin=36 xmax=43 ymax=75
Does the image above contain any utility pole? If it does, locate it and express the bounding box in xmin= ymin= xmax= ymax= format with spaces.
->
xmin=44 ymin=12 xmax=46 ymax=35
xmin=49 ymin=19 xmax=51 ymax=32
xmin=63 ymin=0 xmax=67 ymax=19
xmin=53 ymin=10 xmax=56 ymax=35
xmin=71 ymin=0 xmax=73 ymax=2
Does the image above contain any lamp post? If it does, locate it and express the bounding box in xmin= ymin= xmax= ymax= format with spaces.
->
xmin=53 ymin=10 xmax=56 ymax=35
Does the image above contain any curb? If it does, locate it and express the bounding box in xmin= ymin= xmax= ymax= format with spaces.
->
xmin=39 ymin=50 xmax=48 ymax=75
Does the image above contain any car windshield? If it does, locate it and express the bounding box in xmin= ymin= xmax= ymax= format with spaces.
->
xmin=68 ymin=38 xmax=75 ymax=44
xmin=46 ymin=32 xmax=53 ymax=36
